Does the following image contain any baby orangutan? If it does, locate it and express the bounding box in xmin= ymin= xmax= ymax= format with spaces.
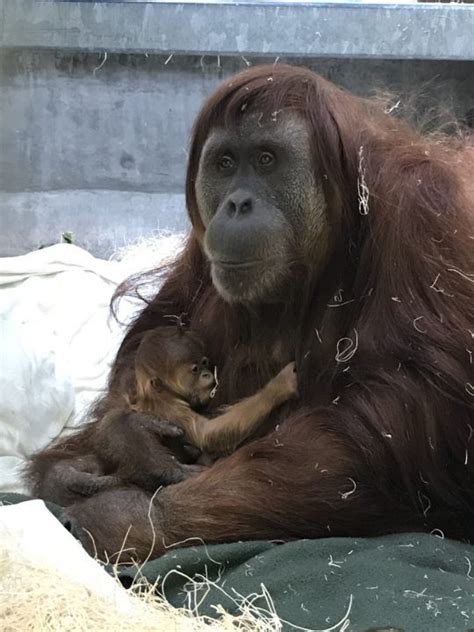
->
xmin=27 ymin=325 xmax=297 ymax=505
xmin=132 ymin=326 xmax=297 ymax=454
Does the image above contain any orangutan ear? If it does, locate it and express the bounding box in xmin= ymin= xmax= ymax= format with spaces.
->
xmin=150 ymin=377 xmax=163 ymax=391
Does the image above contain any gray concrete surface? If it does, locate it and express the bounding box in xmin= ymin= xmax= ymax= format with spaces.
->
xmin=1 ymin=7 xmax=473 ymax=257
xmin=0 ymin=191 xmax=189 ymax=257
xmin=3 ymin=0 xmax=474 ymax=61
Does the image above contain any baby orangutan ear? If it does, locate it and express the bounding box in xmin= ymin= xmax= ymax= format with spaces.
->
xmin=150 ymin=377 xmax=162 ymax=391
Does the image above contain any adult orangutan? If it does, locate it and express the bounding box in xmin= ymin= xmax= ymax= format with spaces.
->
xmin=34 ymin=64 xmax=474 ymax=562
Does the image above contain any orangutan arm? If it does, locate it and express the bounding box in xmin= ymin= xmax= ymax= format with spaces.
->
xmin=182 ymin=362 xmax=297 ymax=454
xmin=66 ymin=412 xmax=409 ymax=563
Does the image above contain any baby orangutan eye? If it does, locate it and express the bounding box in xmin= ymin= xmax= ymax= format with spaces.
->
xmin=191 ymin=364 xmax=199 ymax=374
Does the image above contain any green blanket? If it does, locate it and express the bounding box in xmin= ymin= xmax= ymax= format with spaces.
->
xmin=2 ymin=493 xmax=474 ymax=631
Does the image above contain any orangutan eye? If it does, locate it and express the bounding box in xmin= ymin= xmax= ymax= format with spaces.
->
xmin=258 ymin=151 xmax=275 ymax=167
xmin=191 ymin=364 xmax=199 ymax=374
xmin=218 ymin=155 xmax=235 ymax=171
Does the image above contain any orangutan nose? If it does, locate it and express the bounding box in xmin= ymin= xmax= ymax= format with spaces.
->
xmin=225 ymin=189 xmax=253 ymax=218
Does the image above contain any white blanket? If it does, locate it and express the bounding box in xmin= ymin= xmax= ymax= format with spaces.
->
xmin=0 ymin=238 xmax=184 ymax=494
xmin=0 ymin=500 xmax=135 ymax=610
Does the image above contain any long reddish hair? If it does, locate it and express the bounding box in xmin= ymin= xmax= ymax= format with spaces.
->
xmin=110 ymin=65 xmax=474 ymax=533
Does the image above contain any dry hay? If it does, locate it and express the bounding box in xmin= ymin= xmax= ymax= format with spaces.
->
xmin=0 ymin=501 xmax=355 ymax=632
xmin=0 ymin=543 xmax=282 ymax=632
xmin=110 ymin=231 xmax=186 ymax=272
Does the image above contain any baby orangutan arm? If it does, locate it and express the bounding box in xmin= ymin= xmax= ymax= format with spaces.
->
xmin=93 ymin=408 xmax=205 ymax=490
xmin=182 ymin=362 xmax=297 ymax=455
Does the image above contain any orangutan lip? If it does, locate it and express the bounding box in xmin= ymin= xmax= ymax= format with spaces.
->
xmin=214 ymin=259 xmax=262 ymax=269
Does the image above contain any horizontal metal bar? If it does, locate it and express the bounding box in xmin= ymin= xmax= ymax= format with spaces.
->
xmin=1 ymin=0 xmax=474 ymax=61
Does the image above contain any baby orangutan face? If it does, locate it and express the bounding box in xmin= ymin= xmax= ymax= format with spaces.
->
xmin=172 ymin=353 xmax=216 ymax=410
xmin=136 ymin=326 xmax=217 ymax=411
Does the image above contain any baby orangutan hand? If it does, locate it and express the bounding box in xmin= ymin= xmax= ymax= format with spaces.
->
xmin=270 ymin=361 xmax=298 ymax=400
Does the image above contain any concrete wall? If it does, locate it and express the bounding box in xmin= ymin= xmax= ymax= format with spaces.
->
xmin=1 ymin=49 xmax=473 ymax=256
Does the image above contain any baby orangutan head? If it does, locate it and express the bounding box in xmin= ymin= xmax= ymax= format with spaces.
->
xmin=135 ymin=326 xmax=216 ymax=410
